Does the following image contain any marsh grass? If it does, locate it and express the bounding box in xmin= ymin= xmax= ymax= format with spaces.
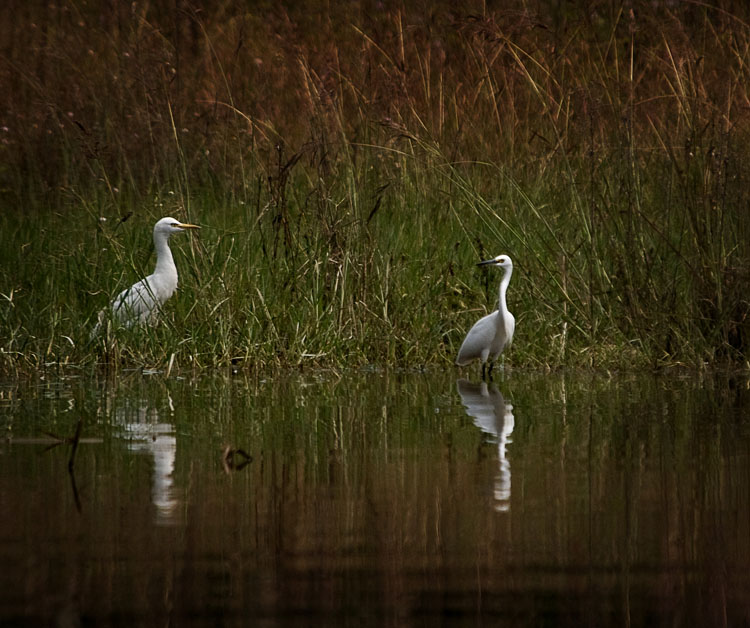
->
xmin=1 ymin=1 xmax=749 ymax=373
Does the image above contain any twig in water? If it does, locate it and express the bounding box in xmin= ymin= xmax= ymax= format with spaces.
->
xmin=222 ymin=445 xmax=253 ymax=472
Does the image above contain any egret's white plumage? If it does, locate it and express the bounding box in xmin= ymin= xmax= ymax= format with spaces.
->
xmin=92 ymin=217 xmax=200 ymax=336
xmin=456 ymin=255 xmax=515 ymax=378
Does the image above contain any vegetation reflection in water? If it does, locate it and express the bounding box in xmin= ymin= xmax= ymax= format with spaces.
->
xmin=0 ymin=370 xmax=749 ymax=626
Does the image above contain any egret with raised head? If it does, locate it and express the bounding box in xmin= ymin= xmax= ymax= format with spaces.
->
xmin=456 ymin=255 xmax=515 ymax=379
xmin=92 ymin=216 xmax=200 ymax=336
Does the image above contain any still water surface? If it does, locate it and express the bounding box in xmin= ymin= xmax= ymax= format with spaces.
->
xmin=1 ymin=369 xmax=749 ymax=626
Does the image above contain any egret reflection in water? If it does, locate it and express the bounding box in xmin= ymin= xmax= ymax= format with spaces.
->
xmin=457 ymin=378 xmax=515 ymax=511
xmin=113 ymin=395 xmax=182 ymax=525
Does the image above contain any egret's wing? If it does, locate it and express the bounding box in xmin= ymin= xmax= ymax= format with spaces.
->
xmin=456 ymin=311 xmax=497 ymax=365
xmin=111 ymin=278 xmax=160 ymax=326
xmin=486 ymin=310 xmax=515 ymax=359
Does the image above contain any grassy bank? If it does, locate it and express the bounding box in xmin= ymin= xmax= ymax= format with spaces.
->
xmin=1 ymin=1 xmax=749 ymax=374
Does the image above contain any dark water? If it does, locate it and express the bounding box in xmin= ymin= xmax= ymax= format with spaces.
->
xmin=1 ymin=369 xmax=749 ymax=627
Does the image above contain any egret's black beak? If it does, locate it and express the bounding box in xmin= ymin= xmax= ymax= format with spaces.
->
xmin=477 ymin=258 xmax=497 ymax=267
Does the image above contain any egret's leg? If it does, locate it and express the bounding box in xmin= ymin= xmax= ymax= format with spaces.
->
xmin=481 ymin=362 xmax=487 ymax=380
xmin=487 ymin=361 xmax=495 ymax=380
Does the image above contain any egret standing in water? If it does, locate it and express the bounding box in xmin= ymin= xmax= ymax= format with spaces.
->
xmin=456 ymin=255 xmax=515 ymax=379
xmin=92 ymin=216 xmax=200 ymax=337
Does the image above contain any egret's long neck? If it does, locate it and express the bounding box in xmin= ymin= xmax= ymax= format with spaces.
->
xmin=153 ymin=232 xmax=176 ymax=278
xmin=498 ymin=266 xmax=512 ymax=314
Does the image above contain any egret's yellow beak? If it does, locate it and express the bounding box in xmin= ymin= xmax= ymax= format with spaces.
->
xmin=177 ymin=223 xmax=201 ymax=230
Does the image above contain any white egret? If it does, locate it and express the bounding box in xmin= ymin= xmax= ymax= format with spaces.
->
xmin=92 ymin=216 xmax=200 ymax=336
xmin=455 ymin=255 xmax=515 ymax=379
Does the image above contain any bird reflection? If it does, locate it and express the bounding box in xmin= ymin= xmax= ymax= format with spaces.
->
xmin=456 ymin=379 xmax=515 ymax=512
xmin=114 ymin=396 xmax=181 ymax=525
